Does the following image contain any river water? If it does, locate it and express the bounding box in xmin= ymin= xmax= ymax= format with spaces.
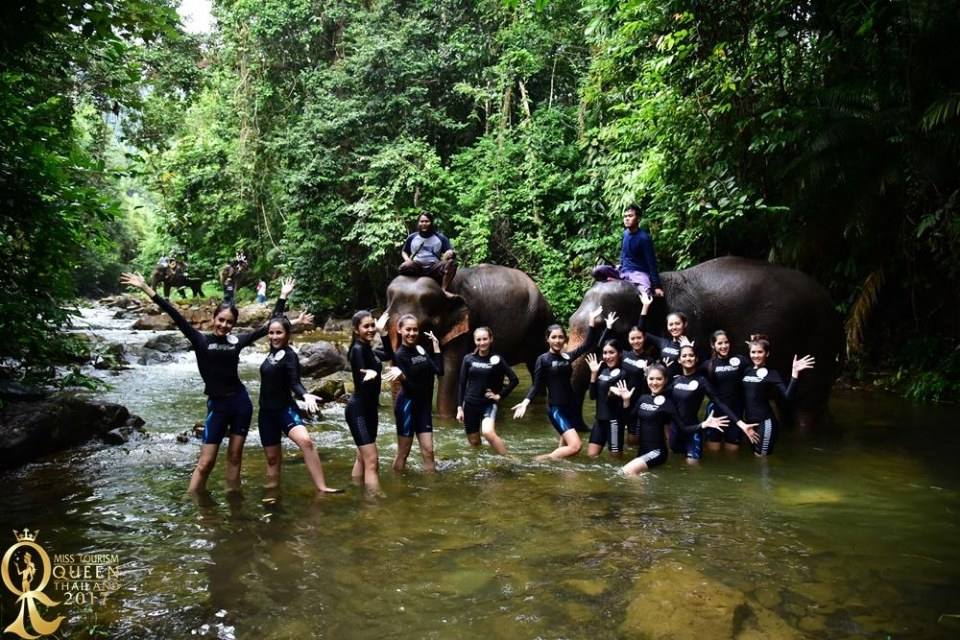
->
xmin=1 ymin=306 xmax=958 ymax=638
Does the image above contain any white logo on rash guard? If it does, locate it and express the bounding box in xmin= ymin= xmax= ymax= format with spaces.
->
xmin=610 ymin=368 xmax=621 ymax=377
xmin=757 ymin=367 xmax=768 ymax=379
xmin=729 ymin=357 xmax=741 ymax=367
xmin=226 ymin=335 xmax=238 ymax=345
xmin=561 ymin=352 xmax=571 ymax=360
xmin=686 ymin=379 xmax=699 ymax=390
xmin=490 ymin=355 xmax=501 ymax=365
xmin=416 ymin=345 xmax=426 ymax=355
xmin=653 ymin=395 xmax=666 ymax=406
xmin=272 ymin=350 xmax=285 ymax=362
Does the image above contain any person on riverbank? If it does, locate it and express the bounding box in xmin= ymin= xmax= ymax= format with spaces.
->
xmin=668 ymin=344 xmax=743 ymax=463
xmin=259 ymin=309 xmax=341 ymax=493
xmin=616 ymin=364 xmax=728 ymax=476
xmin=399 ymin=212 xmax=457 ymax=294
xmin=637 ymin=291 xmax=698 ymax=377
xmin=585 ymin=340 xmax=628 ymax=459
xmin=391 ymin=314 xmax=442 ymax=473
xmin=741 ymin=335 xmax=815 ymax=456
xmin=511 ymin=307 xmax=614 ymax=461
xmin=592 ymin=203 xmax=664 ymax=297
xmin=456 ymin=327 xmax=519 ymax=456
xmin=120 ymin=271 xmax=292 ymax=493
xmin=346 ymin=310 xmax=395 ymax=494
xmin=256 ymin=280 xmax=267 ymax=304
xmin=699 ymin=330 xmax=755 ymax=451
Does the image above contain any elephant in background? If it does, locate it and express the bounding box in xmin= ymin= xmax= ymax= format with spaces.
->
xmin=567 ymin=257 xmax=842 ymax=427
xmin=150 ymin=259 xmax=204 ymax=298
xmin=386 ymin=264 xmax=553 ymax=417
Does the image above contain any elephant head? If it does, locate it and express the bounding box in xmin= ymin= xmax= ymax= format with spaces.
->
xmin=385 ymin=276 xmax=470 ymax=349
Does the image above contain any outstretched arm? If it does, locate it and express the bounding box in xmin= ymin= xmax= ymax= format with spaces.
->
xmin=122 ymin=272 xmax=203 ymax=348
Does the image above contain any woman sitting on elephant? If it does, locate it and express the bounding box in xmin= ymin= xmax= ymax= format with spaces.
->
xmin=346 ymin=310 xmax=396 ymax=495
xmin=120 ymin=271 xmax=293 ymax=494
xmin=741 ymin=335 xmax=815 ymax=456
xmin=585 ymin=340 xmax=628 ymax=459
xmin=259 ymin=305 xmax=341 ymax=494
xmin=456 ymin=327 xmax=519 ymax=456
xmin=637 ymin=291 xmax=698 ymax=377
xmin=391 ymin=314 xmax=443 ymax=473
xmin=512 ymin=307 xmax=615 ymax=461
xmin=614 ymin=365 xmax=728 ymax=476
xmin=699 ymin=330 xmax=755 ymax=452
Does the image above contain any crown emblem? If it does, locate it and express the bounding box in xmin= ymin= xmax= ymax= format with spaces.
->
xmin=13 ymin=528 xmax=38 ymax=542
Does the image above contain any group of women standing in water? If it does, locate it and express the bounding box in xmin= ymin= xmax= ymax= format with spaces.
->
xmin=121 ymin=271 xmax=814 ymax=495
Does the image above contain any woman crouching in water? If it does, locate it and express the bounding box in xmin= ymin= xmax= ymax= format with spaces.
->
xmin=457 ymin=327 xmax=519 ymax=456
xmin=391 ymin=314 xmax=442 ymax=472
xmin=346 ymin=310 xmax=395 ymax=494
xmin=259 ymin=309 xmax=341 ymax=493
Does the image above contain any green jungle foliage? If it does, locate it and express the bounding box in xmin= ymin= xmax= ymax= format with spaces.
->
xmin=1 ymin=0 xmax=958 ymax=399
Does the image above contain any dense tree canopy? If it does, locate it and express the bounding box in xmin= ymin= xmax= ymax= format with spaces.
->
xmin=1 ymin=0 xmax=957 ymax=399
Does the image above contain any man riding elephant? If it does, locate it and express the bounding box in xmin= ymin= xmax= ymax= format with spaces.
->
xmin=220 ymin=252 xmax=248 ymax=303
xmin=150 ymin=254 xmax=203 ymax=298
xmin=398 ymin=212 xmax=457 ymax=294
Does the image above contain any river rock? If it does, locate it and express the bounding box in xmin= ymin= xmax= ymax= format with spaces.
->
xmin=133 ymin=314 xmax=174 ymax=331
xmin=0 ymin=396 xmax=145 ymax=469
xmin=322 ymin=317 xmax=351 ymax=332
xmin=143 ymin=334 xmax=191 ymax=353
xmin=0 ymin=380 xmax=47 ymax=402
xmin=237 ymin=303 xmax=272 ymax=327
xmin=308 ymin=372 xmax=349 ymax=401
xmin=620 ymin=561 xmax=801 ymax=639
xmin=299 ymin=342 xmax=346 ymax=378
xmin=138 ymin=349 xmax=174 ymax=366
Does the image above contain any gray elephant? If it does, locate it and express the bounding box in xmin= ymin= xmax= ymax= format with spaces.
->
xmin=567 ymin=257 xmax=841 ymax=427
xmin=150 ymin=259 xmax=204 ymax=298
xmin=386 ymin=264 xmax=553 ymax=417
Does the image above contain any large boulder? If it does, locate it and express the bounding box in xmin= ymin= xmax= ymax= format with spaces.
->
xmin=133 ymin=314 xmax=174 ymax=331
xmin=0 ymin=396 xmax=146 ymax=469
xmin=143 ymin=333 xmax=191 ymax=353
xmin=298 ymin=342 xmax=346 ymax=378
xmin=307 ymin=371 xmax=350 ymax=401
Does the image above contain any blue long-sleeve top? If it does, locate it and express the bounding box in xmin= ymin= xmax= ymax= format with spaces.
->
xmin=620 ymin=228 xmax=661 ymax=288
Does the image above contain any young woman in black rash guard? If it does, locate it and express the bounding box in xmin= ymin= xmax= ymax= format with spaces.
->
xmin=259 ymin=311 xmax=341 ymax=493
xmin=456 ymin=327 xmax=519 ymax=456
xmin=741 ymin=335 xmax=815 ymax=456
xmin=622 ymin=324 xmax=659 ymax=449
xmin=346 ymin=310 xmax=395 ymax=494
xmin=699 ymin=330 xmax=753 ymax=451
xmin=668 ymin=344 xmax=742 ymax=463
xmin=391 ymin=314 xmax=442 ymax=473
xmin=585 ymin=340 xmax=628 ymax=459
xmin=121 ymin=272 xmax=293 ymax=494
xmin=636 ymin=291 xmax=697 ymax=377
xmin=511 ymin=307 xmax=616 ymax=461
xmin=616 ymin=364 xmax=728 ymax=476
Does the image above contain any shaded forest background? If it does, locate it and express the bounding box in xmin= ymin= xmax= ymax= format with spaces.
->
xmin=1 ymin=0 xmax=958 ymax=400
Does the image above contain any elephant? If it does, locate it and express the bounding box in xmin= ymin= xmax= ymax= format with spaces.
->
xmin=386 ymin=264 xmax=554 ymax=417
xmin=150 ymin=260 xmax=204 ymax=298
xmin=567 ymin=257 xmax=842 ymax=428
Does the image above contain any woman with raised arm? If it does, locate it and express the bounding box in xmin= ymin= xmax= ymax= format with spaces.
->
xmin=121 ymin=272 xmax=293 ymax=493
xmin=259 ymin=311 xmax=341 ymax=493
xmin=636 ymin=291 xmax=696 ymax=377
xmin=741 ymin=335 xmax=815 ymax=456
xmin=346 ymin=310 xmax=395 ymax=494
xmin=699 ymin=330 xmax=752 ymax=451
xmin=512 ymin=308 xmax=616 ymax=461
xmin=621 ymin=324 xmax=659 ymax=449
xmin=391 ymin=315 xmax=443 ymax=473
xmin=585 ymin=340 xmax=628 ymax=459
xmin=456 ymin=327 xmax=519 ymax=456
xmin=617 ymin=365 xmax=728 ymax=476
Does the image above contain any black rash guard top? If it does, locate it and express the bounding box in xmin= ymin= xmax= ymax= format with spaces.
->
xmin=524 ymin=325 xmax=606 ymax=405
xmin=628 ymin=393 xmax=687 ymax=453
xmin=741 ymin=365 xmax=796 ymax=422
xmin=589 ymin=363 xmax=625 ymax=421
xmin=348 ymin=337 xmax=395 ymax=409
xmin=152 ymin=294 xmax=285 ymax=398
xmin=458 ymin=352 xmax=519 ymax=406
xmin=669 ymin=372 xmax=737 ymax=427
xmin=394 ymin=343 xmax=444 ymax=403
xmin=698 ymin=354 xmax=749 ymax=414
xmin=621 ymin=350 xmax=654 ymax=397
xmin=259 ymin=345 xmax=308 ymax=409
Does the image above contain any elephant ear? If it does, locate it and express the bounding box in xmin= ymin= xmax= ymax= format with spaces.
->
xmin=440 ymin=295 xmax=470 ymax=346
